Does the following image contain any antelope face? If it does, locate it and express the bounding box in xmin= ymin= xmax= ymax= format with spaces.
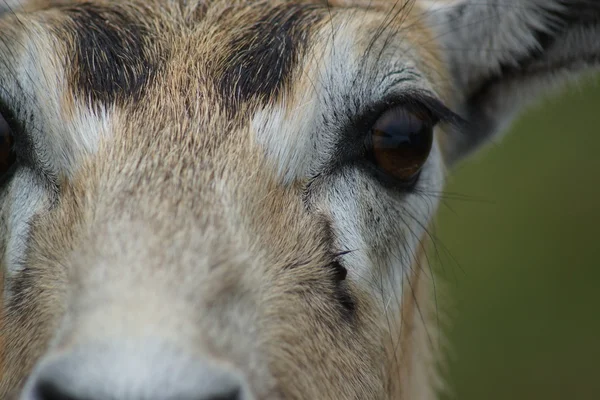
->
xmin=1 ymin=1 xmax=598 ymax=399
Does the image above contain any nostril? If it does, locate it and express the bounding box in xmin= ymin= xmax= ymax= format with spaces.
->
xmin=31 ymin=379 xmax=77 ymax=400
xmin=30 ymin=377 xmax=242 ymax=400
xmin=22 ymin=343 xmax=252 ymax=400
xmin=208 ymin=388 xmax=241 ymax=400
xmin=29 ymin=377 xmax=243 ymax=400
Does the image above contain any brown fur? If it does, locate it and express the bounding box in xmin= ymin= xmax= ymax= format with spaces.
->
xmin=2 ymin=0 xmax=597 ymax=399
xmin=1 ymin=3 xmax=438 ymax=398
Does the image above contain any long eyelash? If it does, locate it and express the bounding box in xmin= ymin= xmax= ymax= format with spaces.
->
xmin=379 ymin=92 xmax=469 ymax=131
xmin=332 ymin=249 xmax=354 ymax=258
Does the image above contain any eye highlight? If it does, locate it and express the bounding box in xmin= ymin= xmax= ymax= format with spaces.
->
xmin=366 ymin=106 xmax=434 ymax=186
xmin=0 ymin=111 xmax=16 ymax=180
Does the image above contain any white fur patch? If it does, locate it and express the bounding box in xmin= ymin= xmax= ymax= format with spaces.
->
xmin=252 ymin=13 xmax=446 ymax=310
xmin=326 ymin=141 xmax=445 ymax=315
xmin=1 ymin=16 xmax=112 ymax=294
xmin=5 ymin=170 xmax=50 ymax=278
xmin=251 ymin=20 xmax=349 ymax=184
xmin=3 ymin=20 xmax=112 ymax=179
xmin=253 ymin=13 xmax=439 ymax=184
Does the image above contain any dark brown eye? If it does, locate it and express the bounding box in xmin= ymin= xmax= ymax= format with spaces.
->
xmin=368 ymin=106 xmax=434 ymax=184
xmin=0 ymin=112 xmax=16 ymax=178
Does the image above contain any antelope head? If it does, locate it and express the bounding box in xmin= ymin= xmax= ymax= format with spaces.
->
xmin=0 ymin=1 xmax=598 ymax=399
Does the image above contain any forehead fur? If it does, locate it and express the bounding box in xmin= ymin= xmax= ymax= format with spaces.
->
xmin=9 ymin=0 xmax=444 ymax=111
xmin=0 ymin=0 xmax=446 ymax=181
xmin=51 ymin=1 xmax=328 ymax=113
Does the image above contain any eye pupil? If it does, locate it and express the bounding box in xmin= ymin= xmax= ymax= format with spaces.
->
xmin=369 ymin=107 xmax=433 ymax=184
xmin=0 ymin=113 xmax=16 ymax=177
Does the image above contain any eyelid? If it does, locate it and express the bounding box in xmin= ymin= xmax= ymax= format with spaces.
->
xmin=0 ymin=99 xmax=47 ymax=180
xmin=0 ymin=99 xmax=22 ymax=139
xmin=330 ymin=92 xmax=466 ymax=175
xmin=374 ymin=93 xmax=466 ymax=130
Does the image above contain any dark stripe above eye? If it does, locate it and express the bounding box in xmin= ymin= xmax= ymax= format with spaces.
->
xmin=216 ymin=3 xmax=323 ymax=113
xmin=62 ymin=4 xmax=160 ymax=107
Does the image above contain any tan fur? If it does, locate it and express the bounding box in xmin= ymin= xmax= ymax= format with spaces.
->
xmin=1 ymin=1 xmax=598 ymax=399
xmin=0 ymin=4 xmax=422 ymax=398
xmin=382 ymin=244 xmax=440 ymax=400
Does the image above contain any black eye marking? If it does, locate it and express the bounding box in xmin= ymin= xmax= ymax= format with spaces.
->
xmin=63 ymin=4 xmax=160 ymax=107
xmin=0 ymin=110 xmax=16 ymax=184
xmin=218 ymin=3 xmax=323 ymax=115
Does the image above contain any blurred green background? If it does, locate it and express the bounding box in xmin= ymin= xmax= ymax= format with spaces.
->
xmin=436 ymin=75 xmax=600 ymax=400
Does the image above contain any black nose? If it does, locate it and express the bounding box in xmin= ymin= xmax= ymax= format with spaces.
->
xmin=22 ymin=342 xmax=250 ymax=400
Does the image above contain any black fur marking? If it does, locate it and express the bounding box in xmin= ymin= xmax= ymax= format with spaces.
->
xmin=331 ymin=261 xmax=357 ymax=321
xmin=62 ymin=4 xmax=159 ymax=106
xmin=330 ymin=259 xmax=348 ymax=282
xmin=216 ymin=4 xmax=323 ymax=112
xmin=321 ymin=219 xmax=357 ymax=321
xmin=334 ymin=283 xmax=357 ymax=318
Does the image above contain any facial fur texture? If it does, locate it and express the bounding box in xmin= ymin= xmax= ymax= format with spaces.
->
xmin=1 ymin=1 xmax=599 ymax=399
xmin=0 ymin=1 xmax=448 ymax=399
